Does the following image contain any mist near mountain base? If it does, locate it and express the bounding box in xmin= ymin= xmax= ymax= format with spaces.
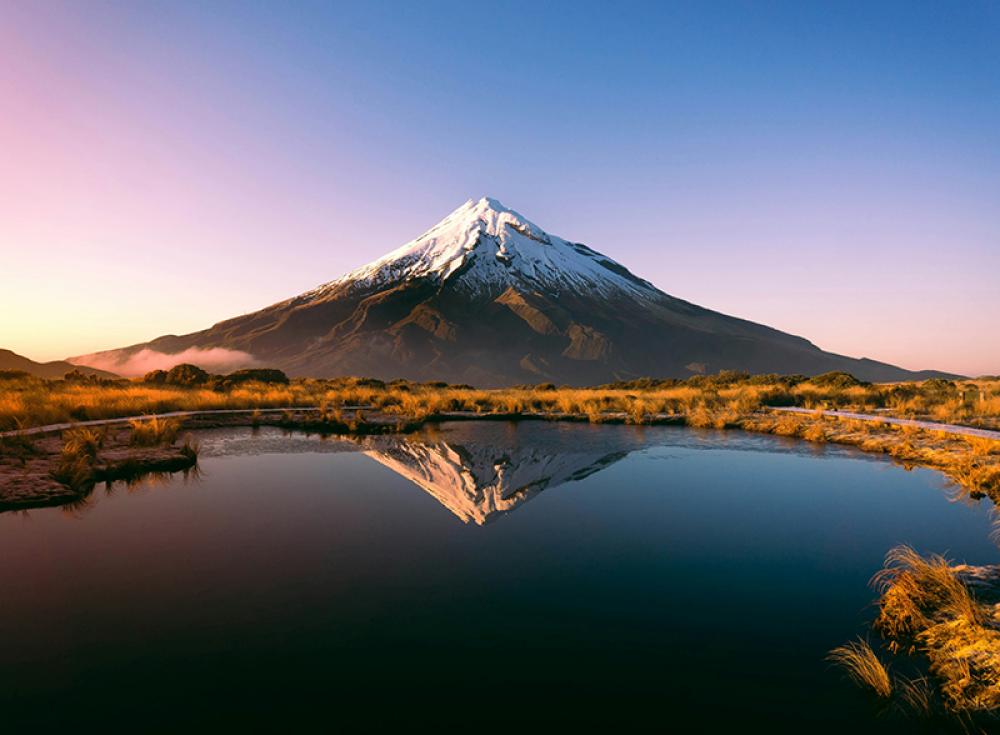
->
xmin=73 ymin=347 xmax=257 ymax=377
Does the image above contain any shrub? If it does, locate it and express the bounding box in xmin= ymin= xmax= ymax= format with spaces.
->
xmin=214 ymin=368 xmax=290 ymax=390
xmin=808 ymin=371 xmax=867 ymax=389
xmin=143 ymin=369 xmax=168 ymax=384
xmin=0 ymin=369 xmax=32 ymax=380
xmin=165 ymin=364 xmax=211 ymax=386
xmin=922 ymin=378 xmax=957 ymax=395
xmin=63 ymin=369 xmax=97 ymax=383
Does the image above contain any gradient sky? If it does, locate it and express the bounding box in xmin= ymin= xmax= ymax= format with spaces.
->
xmin=2 ymin=1 xmax=998 ymax=375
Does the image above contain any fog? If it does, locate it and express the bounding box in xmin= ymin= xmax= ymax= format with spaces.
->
xmin=72 ymin=347 xmax=257 ymax=377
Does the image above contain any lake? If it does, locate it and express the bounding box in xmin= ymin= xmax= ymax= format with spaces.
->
xmin=2 ymin=422 xmax=997 ymax=731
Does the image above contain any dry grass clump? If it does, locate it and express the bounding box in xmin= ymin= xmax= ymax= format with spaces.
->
xmin=61 ymin=426 xmax=105 ymax=461
xmin=944 ymin=457 xmax=1000 ymax=498
xmin=833 ymin=547 xmax=1000 ymax=720
xmin=52 ymin=427 xmax=106 ymax=491
xmin=966 ymin=436 xmax=1000 ymax=457
xmin=827 ymin=638 xmax=893 ymax=698
xmin=896 ymin=675 xmax=934 ymax=715
xmin=129 ymin=416 xmax=181 ymax=446
xmin=872 ymin=546 xmax=1000 ymax=713
xmin=685 ymin=404 xmax=716 ymax=429
xmin=801 ymin=420 xmax=829 ymax=442
xmin=873 ymin=547 xmax=981 ymax=648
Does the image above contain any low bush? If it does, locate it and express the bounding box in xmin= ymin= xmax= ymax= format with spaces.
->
xmin=165 ymin=364 xmax=211 ymax=386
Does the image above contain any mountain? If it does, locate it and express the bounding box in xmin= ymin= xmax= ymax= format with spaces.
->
xmin=70 ymin=197 xmax=956 ymax=385
xmin=0 ymin=349 xmax=118 ymax=380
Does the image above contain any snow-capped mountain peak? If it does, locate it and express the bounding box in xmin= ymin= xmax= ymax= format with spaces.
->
xmin=71 ymin=196 xmax=949 ymax=385
xmin=313 ymin=196 xmax=657 ymax=299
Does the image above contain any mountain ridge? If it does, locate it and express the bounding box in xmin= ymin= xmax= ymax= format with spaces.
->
xmin=70 ymin=197 xmax=959 ymax=384
xmin=1 ymin=349 xmax=118 ymax=380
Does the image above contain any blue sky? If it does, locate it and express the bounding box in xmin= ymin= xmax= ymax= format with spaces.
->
xmin=2 ymin=1 xmax=998 ymax=373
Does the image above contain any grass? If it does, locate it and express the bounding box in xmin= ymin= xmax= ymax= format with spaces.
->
xmin=827 ymin=638 xmax=893 ymax=698
xmin=872 ymin=547 xmax=982 ymax=651
xmin=740 ymin=412 xmax=1000 ymax=498
xmin=4 ymin=370 xmax=1000 ymax=499
xmin=276 ymin=406 xmax=420 ymax=435
xmin=831 ymin=546 xmax=1000 ymax=721
xmin=847 ymin=545 xmax=1000 ymax=715
xmin=128 ymin=416 xmax=181 ymax=446
xmin=39 ymin=420 xmax=200 ymax=497
xmin=2 ymin=371 xmax=999 ymax=432
xmin=1 ymin=371 xmax=998 ymax=433
xmin=51 ymin=427 xmax=106 ymax=491
xmin=896 ymin=676 xmax=934 ymax=715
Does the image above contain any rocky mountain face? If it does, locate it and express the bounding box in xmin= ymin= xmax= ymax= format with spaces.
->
xmin=71 ymin=197 xmax=954 ymax=384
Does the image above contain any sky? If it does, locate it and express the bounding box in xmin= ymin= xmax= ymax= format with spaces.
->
xmin=1 ymin=0 xmax=998 ymax=376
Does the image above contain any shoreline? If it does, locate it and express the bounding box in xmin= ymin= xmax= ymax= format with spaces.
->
xmin=4 ymin=404 xmax=999 ymax=441
xmin=3 ymin=406 xmax=998 ymax=515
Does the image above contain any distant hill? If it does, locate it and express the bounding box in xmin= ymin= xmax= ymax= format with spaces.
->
xmin=0 ymin=349 xmax=118 ymax=380
xmin=71 ymin=197 xmax=961 ymax=385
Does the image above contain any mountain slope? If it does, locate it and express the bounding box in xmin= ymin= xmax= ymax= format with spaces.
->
xmin=1 ymin=349 xmax=118 ymax=380
xmin=71 ymin=197 xmax=956 ymax=384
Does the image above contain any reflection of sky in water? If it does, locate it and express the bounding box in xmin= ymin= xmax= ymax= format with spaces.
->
xmin=195 ymin=426 xmax=360 ymax=457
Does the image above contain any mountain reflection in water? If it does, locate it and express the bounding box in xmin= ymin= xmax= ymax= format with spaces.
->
xmin=190 ymin=421 xmax=911 ymax=527
xmin=356 ymin=423 xmax=648 ymax=524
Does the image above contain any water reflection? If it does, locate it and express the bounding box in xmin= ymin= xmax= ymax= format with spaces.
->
xmin=356 ymin=423 xmax=650 ymax=524
xmin=4 ymin=422 xmax=998 ymax=731
xmin=0 ymin=464 xmax=202 ymax=516
xmin=197 ymin=421 xmax=990 ymax=528
xmin=353 ymin=422 xmax=892 ymax=526
xmin=349 ymin=421 xmax=955 ymax=526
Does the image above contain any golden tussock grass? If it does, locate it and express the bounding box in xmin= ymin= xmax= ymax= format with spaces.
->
xmin=827 ymin=638 xmax=893 ymax=698
xmin=965 ymin=436 xmax=1000 ymax=457
xmin=896 ymin=675 xmax=934 ymax=715
xmin=52 ymin=427 xmax=106 ymax=491
xmin=2 ymin=373 xmax=998 ymax=430
xmin=4 ymin=372 xmax=999 ymax=498
xmin=872 ymin=546 xmax=1000 ymax=713
xmin=129 ymin=416 xmax=181 ymax=446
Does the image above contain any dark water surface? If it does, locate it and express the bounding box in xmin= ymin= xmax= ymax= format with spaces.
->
xmin=2 ymin=422 xmax=997 ymax=732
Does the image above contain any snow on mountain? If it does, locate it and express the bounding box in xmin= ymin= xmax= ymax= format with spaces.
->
xmin=308 ymin=196 xmax=657 ymax=300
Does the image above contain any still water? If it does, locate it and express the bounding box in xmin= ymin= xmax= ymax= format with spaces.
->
xmin=2 ymin=422 xmax=997 ymax=731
